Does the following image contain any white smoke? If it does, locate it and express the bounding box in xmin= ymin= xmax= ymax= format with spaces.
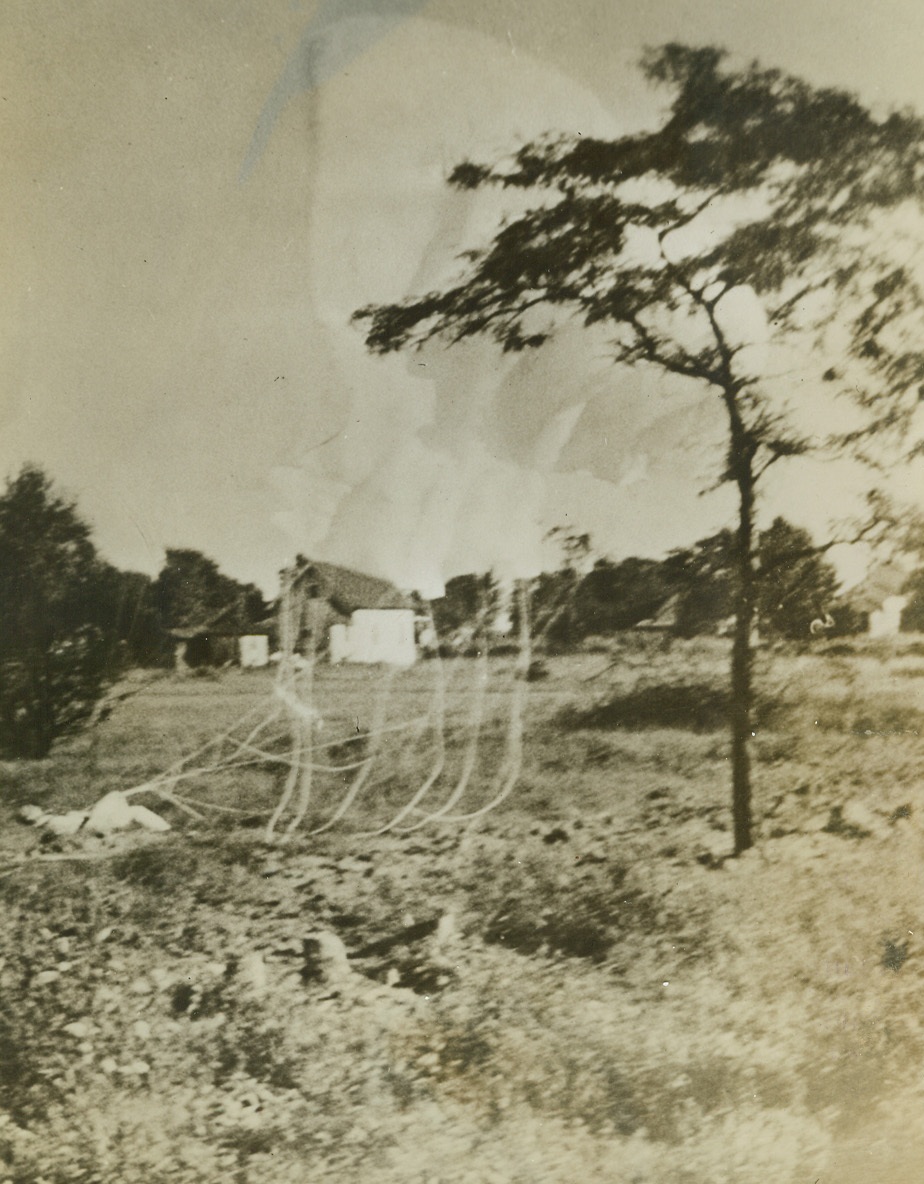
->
xmin=262 ymin=12 xmax=884 ymax=597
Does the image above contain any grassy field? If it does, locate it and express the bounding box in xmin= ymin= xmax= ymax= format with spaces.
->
xmin=1 ymin=637 xmax=923 ymax=1183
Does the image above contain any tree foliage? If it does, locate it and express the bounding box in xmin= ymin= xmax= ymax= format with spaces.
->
xmin=576 ymin=557 xmax=675 ymax=634
xmin=666 ymin=519 xmax=841 ymax=640
xmin=354 ymin=45 xmax=924 ymax=852
xmin=88 ymin=565 xmax=166 ymax=667
xmin=518 ymin=519 xmax=841 ymax=644
xmin=667 ymin=530 xmax=737 ymax=638
xmin=756 ymin=517 xmax=840 ymax=639
xmin=152 ymin=549 xmax=267 ymax=637
xmin=431 ymin=572 xmax=500 ymax=646
xmin=899 ymin=567 xmax=924 ymax=632
xmin=518 ymin=529 xmax=588 ymax=648
xmin=0 ymin=469 xmax=273 ymax=755
xmin=0 ymin=467 xmax=112 ymax=758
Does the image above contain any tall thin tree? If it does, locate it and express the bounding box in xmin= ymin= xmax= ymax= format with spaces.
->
xmin=354 ymin=45 xmax=924 ymax=852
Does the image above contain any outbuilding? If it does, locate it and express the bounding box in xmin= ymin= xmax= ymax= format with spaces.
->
xmin=849 ymin=562 xmax=909 ymax=638
xmin=285 ymin=559 xmax=417 ymax=666
xmin=168 ymin=603 xmax=272 ymax=670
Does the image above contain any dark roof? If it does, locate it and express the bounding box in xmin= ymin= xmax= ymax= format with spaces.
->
xmin=848 ymin=562 xmax=908 ymax=613
xmin=634 ymin=593 xmax=679 ymax=630
xmin=290 ymin=560 xmax=412 ymax=615
xmin=167 ymin=600 xmax=271 ymax=639
xmin=166 ymin=600 xmax=239 ymax=640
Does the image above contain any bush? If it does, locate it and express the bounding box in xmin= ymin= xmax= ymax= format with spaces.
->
xmin=559 ymin=681 xmax=731 ymax=732
xmin=0 ymin=627 xmax=110 ymax=759
xmin=0 ymin=467 xmax=115 ymax=759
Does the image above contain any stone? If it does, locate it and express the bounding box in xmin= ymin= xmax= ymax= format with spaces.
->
xmin=302 ymin=932 xmax=353 ymax=985
xmin=238 ymin=952 xmax=268 ymax=998
xmin=86 ymin=791 xmax=135 ymax=834
xmin=128 ymin=804 xmax=171 ymax=832
xmin=840 ymin=800 xmax=888 ymax=838
xmin=434 ymin=913 xmax=456 ymax=948
xmin=44 ymin=812 xmax=89 ymax=836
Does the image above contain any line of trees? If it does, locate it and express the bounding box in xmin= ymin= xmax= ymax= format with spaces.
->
xmin=0 ymin=465 xmax=268 ymax=759
xmin=432 ymin=516 xmax=867 ymax=652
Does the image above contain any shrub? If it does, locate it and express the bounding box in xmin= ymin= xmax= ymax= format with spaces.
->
xmin=0 ymin=467 xmax=115 ymax=759
xmin=0 ymin=627 xmax=110 ymax=759
xmin=559 ymin=681 xmax=731 ymax=732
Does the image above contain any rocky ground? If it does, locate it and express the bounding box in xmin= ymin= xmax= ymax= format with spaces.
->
xmin=1 ymin=642 xmax=923 ymax=1182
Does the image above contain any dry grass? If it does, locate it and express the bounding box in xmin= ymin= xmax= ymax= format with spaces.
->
xmin=1 ymin=639 xmax=924 ymax=1182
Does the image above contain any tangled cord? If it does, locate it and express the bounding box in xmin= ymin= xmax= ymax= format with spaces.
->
xmin=117 ymin=580 xmax=535 ymax=840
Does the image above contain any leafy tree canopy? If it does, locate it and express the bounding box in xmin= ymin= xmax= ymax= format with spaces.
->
xmin=431 ymin=572 xmax=500 ymax=642
xmin=756 ymin=517 xmax=841 ymax=639
xmin=575 ymin=556 xmax=676 ymax=634
xmin=354 ymin=44 xmax=924 ymax=854
xmin=0 ymin=466 xmax=110 ymax=757
xmin=0 ymin=466 xmax=98 ymax=644
xmin=357 ymin=44 xmax=924 ymax=475
xmin=152 ymin=548 xmax=268 ymax=636
xmin=667 ymin=519 xmax=842 ymax=639
xmin=524 ymin=518 xmax=841 ymax=643
xmin=667 ymin=529 xmax=738 ymax=638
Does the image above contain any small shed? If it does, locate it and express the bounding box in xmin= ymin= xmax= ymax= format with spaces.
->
xmin=849 ymin=562 xmax=909 ymax=638
xmin=168 ymin=613 xmax=237 ymax=670
xmin=239 ymin=634 xmax=270 ymax=668
xmin=168 ymin=602 xmax=271 ymax=670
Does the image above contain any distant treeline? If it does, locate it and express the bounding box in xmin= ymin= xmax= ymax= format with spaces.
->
xmin=4 ymin=463 xmax=923 ymax=758
xmin=430 ymin=519 xmax=892 ymax=649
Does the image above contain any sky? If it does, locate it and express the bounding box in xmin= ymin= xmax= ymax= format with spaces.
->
xmin=4 ymin=0 xmax=924 ymax=597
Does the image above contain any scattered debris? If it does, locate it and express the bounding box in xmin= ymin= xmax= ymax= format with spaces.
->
xmin=19 ymin=805 xmax=87 ymax=836
xmin=126 ymin=804 xmax=172 ymax=833
xmin=298 ymin=916 xmax=458 ymax=1002
xmin=354 ymin=916 xmax=441 ymax=959
xmin=18 ymin=791 xmax=171 ymax=839
xmin=86 ymin=791 xmax=136 ymax=834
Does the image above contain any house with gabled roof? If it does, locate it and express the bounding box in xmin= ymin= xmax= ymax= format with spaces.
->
xmin=285 ymin=559 xmax=417 ymax=666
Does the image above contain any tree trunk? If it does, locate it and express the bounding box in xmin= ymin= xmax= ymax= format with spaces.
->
xmin=731 ymin=461 xmax=756 ymax=855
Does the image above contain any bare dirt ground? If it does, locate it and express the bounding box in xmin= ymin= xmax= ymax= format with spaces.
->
xmin=1 ymin=639 xmax=923 ymax=1183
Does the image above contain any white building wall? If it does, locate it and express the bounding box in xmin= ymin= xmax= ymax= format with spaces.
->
xmin=239 ymin=634 xmax=270 ymax=668
xmin=330 ymin=610 xmax=416 ymax=666
xmin=329 ymin=623 xmax=351 ymax=664
xmin=869 ymin=595 xmax=908 ymax=639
